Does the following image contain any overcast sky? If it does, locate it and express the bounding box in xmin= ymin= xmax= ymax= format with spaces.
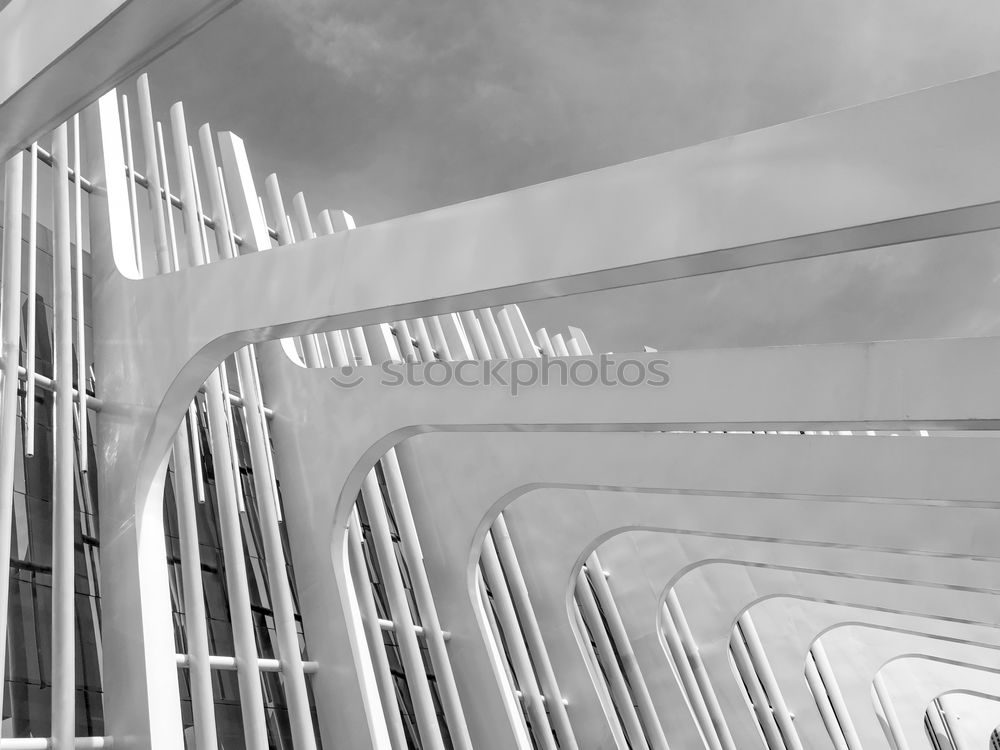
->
xmin=144 ymin=1 xmax=1000 ymax=353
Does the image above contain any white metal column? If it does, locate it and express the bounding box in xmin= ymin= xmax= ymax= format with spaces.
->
xmin=50 ymin=122 xmax=76 ymax=750
xmin=0 ymin=152 xmax=24 ymax=720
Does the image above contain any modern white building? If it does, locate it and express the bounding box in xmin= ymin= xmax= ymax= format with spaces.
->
xmin=2 ymin=3 xmax=1000 ymax=749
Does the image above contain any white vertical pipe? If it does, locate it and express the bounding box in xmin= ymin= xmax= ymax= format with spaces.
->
xmin=0 ymin=153 xmax=24 ymax=719
xmin=346 ymin=327 xmax=367 ymax=365
xmin=586 ymin=551 xmax=669 ymax=750
xmin=208 ymin=138 xmax=318 ymax=748
xmin=739 ymin=614 xmax=802 ymax=750
xmin=810 ymin=643 xmax=862 ymax=750
xmin=576 ymin=569 xmax=650 ymax=750
xmin=489 ymin=515 xmax=578 ymax=749
xmin=25 ymin=145 xmax=38 ymax=456
xmin=155 ymin=123 xmax=180 ymax=272
xmin=804 ymin=654 xmax=849 ymax=750
xmin=362 ymin=468 xmax=446 ymax=750
xmin=565 ymin=326 xmax=591 ymax=356
xmin=314 ymin=210 xmax=356 ymax=366
xmin=460 ymin=311 xmax=491 ymax=360
xmin=325 ymin=329 xmax=351 ymax=368
xmin=196 ymin=125 xmax=234 ymax=260
xmin=171 ymin=111 xmax=248 ymax=555
xmin=937 ymin=697 xmax=964 ymax=750
xmin=488 ymin=312 xmax=579 ymax=749
xmin=480 ymin=532 xmax=558 ymax=750
xmin=191 ymin=139 xmax=240 ymax=514
xmin=439 ymin=314 xmax=474 ymax=361
xmin=354 ymin=327 xmax=473 ymax=749
xmin=328 ymin=209 xmax=356 ymax=231
xmin=730 ymin=625 xmax=784 ymax=750
xmin=347 ymin=512 xmax=409 ymax=749
xmin=215 ymin=166 xmax=238 ymax=257
xmin=381 ymin=448 xmax=473 ymax=750
xmin=495 ymin=308 xmax=523 ymax=358
xmin=665 ymin=592 xmax=737 ymax=750
xmin=873 ymin=674 xmax=910 ymax=750
xmin=409 ymin=318 xmax=436 ymax=360
xmin=187 ymin=147 xmax=211 ymax=270
xmin=216 ymin=361 xmax=246 ymax=514
xmin=263 ymin=177 xmax=288 ymax=243
xmin=145 ymin=118 xmax=219 ymax=747
xmin=51 ymin=123 xmax=76 ymax=750
xmin=202 ymin=371 xmax=268 ymax=747
xmin=291 ymin=192 xmax=315 ymax=240
xmin=187 ymin=403 xmax=206 ymax=505
xmin=477 ymin=571 xmax=534 ymax=750
xmin=925 ymin=702 xmax=951 ymax=750
xmin=245 ymin=346 xmax=280 ymax=524
xmin=135 ymin=74 xmax=170 ymax=273
xmin=317 ymin=209 xmax=335 ymax=235
xmin=534 ymin=328 xmax=554 ymax=358
xmin=287 ymin=192 xmax=327 ymax=365
xmin=171 ymin=421 xmax=218 ymax=749
xmin=394 ymin=320 xmax=418 ymax=363
xmin=574 ymin=597 xmax=631 ymax=750
xmin=554 ymin=331 xmax=666 ymax=748
xmin=261 ymin=176 xmax=322 ymax=366
xmin=312 ymin=211 xmax=351 ymax=363
xmin=555 ymin=335 xmax=665 ymax=747
xmin=171 ymin=160 xmax=268 ymax=748
xmin=502 ymin=305 xmax=537 ymax=357
xmin=660 ymin=603 xmax=723 ymax=750
xmin=477 ymin=308 xmax=508 ymax=359
xmin=167 ymin=102 xmax=205 ymax=268
xmin=228 ymin=335 xmax=315 ymax=748
xmin=73 ymin=114 xmax=88 ymax=474
xmin=120 ymin=95 xmax=143 ymax=276
xmin=297 ymin=330 xmax=323 ymax=368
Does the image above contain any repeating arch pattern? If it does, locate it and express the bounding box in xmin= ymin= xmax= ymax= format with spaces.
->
xmin=1 ymin=26 xmax=999 ymax=750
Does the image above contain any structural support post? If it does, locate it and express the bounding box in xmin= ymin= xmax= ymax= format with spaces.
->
xmin=198 ymin=124 xmax=317 ymax=750
xmin=804 ymin=654 xmax=849 ymax=750
xmin=171 ymin=422 xmax=218 ymax=749
xmin=575 ymin=568 xmax=650 ymax=750
xmin=51 ymin=122 xmax=76 ymax=750
xmin=665 ymin=592 xmax=737 ymax=750
xmin=739 ymin=614 xmax=803 ymax=750
xmin=346 ymin=513 xmax=408 ymax=748
xmin=811 ymin=643 xmax=863 ymax=750
xmin=873 ymin=674 xmax=911 ymax=750
xmin=0 ymin=153 xmax=24 ymax=719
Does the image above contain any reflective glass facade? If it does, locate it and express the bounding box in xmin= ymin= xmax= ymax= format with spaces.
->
xmin=3 ymin=219 xmax=103 ymax=738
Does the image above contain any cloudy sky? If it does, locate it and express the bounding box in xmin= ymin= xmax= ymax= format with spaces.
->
xmin=145 ymin=1 xmax=1000 ymax=352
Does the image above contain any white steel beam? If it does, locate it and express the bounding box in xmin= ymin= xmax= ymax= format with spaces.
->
xmin=0 ymin=0 xmax=239 ymax=160
xmin=105 ymin=72 xmax=1000 ymax=417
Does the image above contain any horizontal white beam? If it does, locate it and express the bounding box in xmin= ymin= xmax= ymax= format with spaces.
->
xmin=174 ymin=653 xmax=320 ymax=673
xmin=0 ymin=738 xmax=113 ymax=749
xmin=160 ymin=72 xmax=1000 ymax=360
xmin=377 ymin=618 xmax=453 ymax=640
xmin=0 ymin=0 xmax=238 ymax=160
xmin=0 ymin=357 xmax=103 ymax=411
